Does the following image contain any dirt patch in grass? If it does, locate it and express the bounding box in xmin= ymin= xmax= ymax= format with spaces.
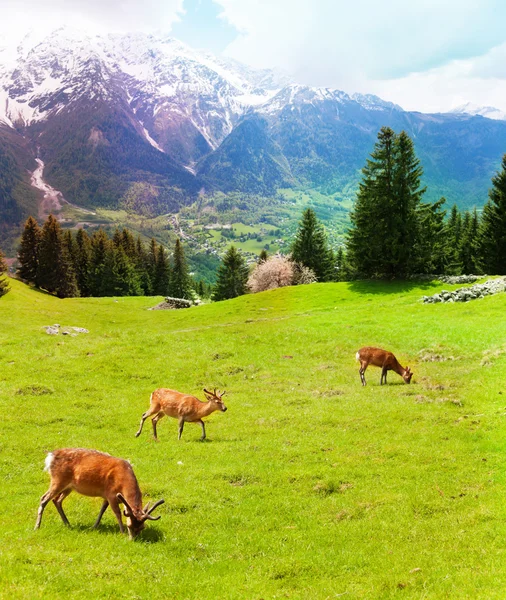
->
xmin=418 ymin=349 xmax=459 ymax=362
xmin=16 ymin=385 xmax=53 ymax=396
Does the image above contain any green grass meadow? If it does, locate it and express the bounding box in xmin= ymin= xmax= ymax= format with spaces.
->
xmin=1 ymin=278 xmax=506 ymax=598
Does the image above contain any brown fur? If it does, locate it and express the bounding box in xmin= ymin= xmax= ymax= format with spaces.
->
xmin=356 ymin=347 xmax=413 ymax=386
xmin=34 ymin=448 xmax=164 ymax=538
xmin=135 ymin=388 xmax=227 ymax=441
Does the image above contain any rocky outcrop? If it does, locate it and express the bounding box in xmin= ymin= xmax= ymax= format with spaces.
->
xmin=150 ymin=297 xmax=193 ymax=310
xmin=423 ymin=278 xmax=506 ymax=303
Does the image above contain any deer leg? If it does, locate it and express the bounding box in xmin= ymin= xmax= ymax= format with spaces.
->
xmin=178 ymin=417 xmax=185 ymax=440
xmin=35 ymin=487 xmax=63 ymax=530
xmin=52 ymin=489 xmax=72 ymax=526
xmin=136 ymin=407 xmax=157 ymax=437
xmin=381 ymin=367 xmax=387 ymax=385
xmin=359 ymin=364 xmax=367 ymax=386
xmin=108 ymin=498 xmax=125 ymax=534
xmin=152 ymin=413 xmax=165 ymax=441
xmin=93 ymin=500 xmax=109 ymax=529
xmin=196 ymin=419 xmax=206 ymax=441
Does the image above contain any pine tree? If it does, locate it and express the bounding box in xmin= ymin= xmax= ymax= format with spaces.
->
xmin=89 ymin=229 xmax=110 ymax=296
xmin=391 ymin=131 xmax=426 ymax=276
xmin=335 ymin=247 xmax=350 ymax=281
xmin=347 ymin=127 xmax=426 ymax=278
xmin=169 ymin=238 xmax=193 ymax=299
xmin=0 ymin=248 xmax=10 ymax=297
xmin=108 ymin=246 xmax=142 ymax=296
xmin=136 ymin=235 xmax=152 ymax=295
xmin=258 ymin=249 xmax=269 ymax=263
xmin=446 ymin=204 xmax=463 ymax=274
xmin=153 ymin=244 xmax=170 ymax=296
xmin=74 ymin=229 xmax=92 ymax=296
xmin=291 ymin=208 xmax=334 ymax=281
xmin=17 ymin=216 xmax=41 ymax=284
xmin=213 ymin=246 xmax=249 ymax=301
xmin=480 ymin=154 xmax=506 ymax=274
xmin=415 ymin=197 xmax=448 ymax=274
xmin=37 ymin=215 xmax=79 ymax=297
xmin=459 ymin=209 xmax=481 ymax=274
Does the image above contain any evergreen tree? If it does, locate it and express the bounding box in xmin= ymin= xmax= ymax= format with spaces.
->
xmin=213 ymin=246 xmax=249 ymax=301
xmin=153 ymin=244 xmax=170 ymax=296
xmin=335 ymin=247 xmax=350 ymax=281
xmin=17 ymin=216 xmax=41 ymax=284
xmin=446 ymin=204 xmax=463 ymax=274
xmin=415 ymin=198 xmax=448 ymax=274
xmin=347 ymin=127 xmax=426 ymax=278
xmin=89 ymin=229 xmax=110 ymax=296
xmin=37 ymin=215 xmax=79 ymax=298
xmin=74 ymin=229 xmax=92 ymax=296
xmin=105 ymin=246 xmax=142 ymax=296
xmin=258 ymin=249 xmax=269 ymax=263
xmin=136 ymin=235 xmax=152 ymax=295
xmin=480 ymin=154 xmax=506 ymax=274
xmin=169 ymin=238 xmax=193 ymax=299
xmin=0 ymin=248 xmax=10 ymax=297
xmin=291 ymin=208 xmax=334 ymax=281
xmin=459 ymin=209 xmax=481 ymax=274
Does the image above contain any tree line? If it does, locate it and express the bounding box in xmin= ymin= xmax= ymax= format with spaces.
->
xmin=212 ymin=127 xmax=506 ymax=300
xmin=16 ymin=215 xmax=197 ymax=299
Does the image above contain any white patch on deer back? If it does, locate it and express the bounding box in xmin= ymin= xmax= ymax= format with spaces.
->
xmin=44 ymin=452 xmax=54 ymax=472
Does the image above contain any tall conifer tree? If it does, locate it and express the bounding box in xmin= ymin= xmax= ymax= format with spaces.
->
xmin=169 ymin=238 xmax=193 ymax=299
xmin=37 ymin=215 xmax=79 ymax=297
xmin=17 ymin=216 xmax=41 ymax=284
xmin=480 ymin=154 xmax=506 ymax=274
xmin=213 ymin=246 xmax=249 ymax=301
xmin=347 ymin=127 xmax=426 ymax=278
xmin=291 ymin=208 xmax=334 ymax=281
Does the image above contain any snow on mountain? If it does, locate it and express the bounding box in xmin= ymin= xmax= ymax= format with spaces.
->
xmin=351 ymin=93 xmax=403 ymax=112
xmin=449 ymin=102 xmax=506 ymax=121
xmin=0 ymin=28 xmax=285 ymax=150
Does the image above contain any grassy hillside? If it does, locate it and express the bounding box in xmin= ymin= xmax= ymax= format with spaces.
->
xmin=1 ymin=278 xmax=506 ymax=599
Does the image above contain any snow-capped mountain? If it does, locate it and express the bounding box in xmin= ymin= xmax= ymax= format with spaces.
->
xmin=1 ymin=26 xmax=506 ymax=240
xmin=449 ymin=102 xmax=506 ymax=121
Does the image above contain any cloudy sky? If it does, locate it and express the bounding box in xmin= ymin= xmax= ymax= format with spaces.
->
xmin=2 ymin=0 xmax=506 ymax=113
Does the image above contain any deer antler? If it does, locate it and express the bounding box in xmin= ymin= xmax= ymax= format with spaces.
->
xmin=117 ymin=493 xmax=133 ymax=515
xmin=146 ymin=499 xmax=165 ymax=515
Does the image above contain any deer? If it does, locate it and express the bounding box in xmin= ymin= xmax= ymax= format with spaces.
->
xmin=135 ymin=388 xmax=227 ymax=441
xmin=34 ymin=448 xmax=164 ymax=539
xmin=356 ymin=347 xmax=413 ymax=386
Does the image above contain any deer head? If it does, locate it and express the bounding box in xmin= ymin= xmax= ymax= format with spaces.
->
xmin=117 ymin=493 xmax=164 ymax=540
xmin=203 ymin=388 xmax=227 ymax=412
xmin=403 ymin=367 xmax=413 ymax=384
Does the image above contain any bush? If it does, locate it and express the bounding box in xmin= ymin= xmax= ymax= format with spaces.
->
xmin=248 ymin=254 xmax=316 ymax=293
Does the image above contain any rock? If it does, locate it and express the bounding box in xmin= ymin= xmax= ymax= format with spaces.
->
xmin=44 ymin=326 xmax=59 ymax=335
xmin=423 ymin=277 xmax=506 ymax=304
xmin=150 ymin=297 xmax=193 ymax=310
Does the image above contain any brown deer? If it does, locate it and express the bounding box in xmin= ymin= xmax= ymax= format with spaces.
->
xmin=135 ymin=388 xmax=227 ymax=441
xmin=356 ymin=347 xmax=413 ymax=386
xmin=34 ymin=448 xmax=164 ymax=539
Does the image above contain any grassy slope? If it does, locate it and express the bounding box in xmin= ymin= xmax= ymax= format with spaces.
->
xmin=1 ymin=278 xmax=506 ymax=599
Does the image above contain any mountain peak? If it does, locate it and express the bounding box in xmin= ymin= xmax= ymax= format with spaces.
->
xmin=449 ymin=102 xmax=506 ymax=121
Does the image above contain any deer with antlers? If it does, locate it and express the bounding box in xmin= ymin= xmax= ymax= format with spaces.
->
xmin=356 ymin=347 xmax=413 ymax=386
xmin=34 ymin=448 xmax=164 ymax=539
xmin=135 ymin=388 xmax=227 ymax=441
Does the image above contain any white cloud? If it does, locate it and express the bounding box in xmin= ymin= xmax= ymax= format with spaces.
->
xmin=216 ymin=0 xmax=506 ymax=111
xmin=0 ymin=0 xmax=185 ymax=45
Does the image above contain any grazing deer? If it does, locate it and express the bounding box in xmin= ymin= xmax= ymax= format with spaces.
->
xmin=356 ymin=347 xmax=413 ymax=386
xmin=34 ymin=448 xmax=164 ymax=539
xmin=135 ymin=388 xmax=227 ymax=441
